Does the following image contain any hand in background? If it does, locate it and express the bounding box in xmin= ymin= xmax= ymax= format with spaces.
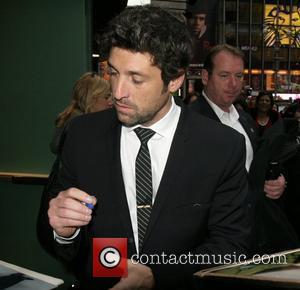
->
xmin=109 ymin=259 xmax=154 ymax=290
xmin=264 ymin=174 xmax=286 ymax=200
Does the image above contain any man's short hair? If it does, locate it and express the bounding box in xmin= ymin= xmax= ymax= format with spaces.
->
xmin=203 ymin=44 xmax=245 ymax=74
xmin=99 ymin=5 xmax=193 ymax=86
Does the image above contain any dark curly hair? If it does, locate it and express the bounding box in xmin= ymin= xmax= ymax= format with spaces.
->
xmin=99 ymin=5 xmax=193 ymax=86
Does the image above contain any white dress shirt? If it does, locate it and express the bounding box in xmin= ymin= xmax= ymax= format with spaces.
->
xmin=203 ymin=91 xmax=253 ymax=172
xmin=121 ymin=97 xmax=181 ymax=252
xmin=54 ymin=97 xmax=181 ymax=246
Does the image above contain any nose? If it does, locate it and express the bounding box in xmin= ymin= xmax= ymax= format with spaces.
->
xmin=113 ymin=78 xmax=128 ymax=101
xmin=228 ymin=75 xmax=239 ymax=88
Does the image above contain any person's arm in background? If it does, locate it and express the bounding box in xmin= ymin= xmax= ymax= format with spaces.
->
xmin=264 ymin=174 xmax=286 ymax=199
xmin=244 ymin=110 xmax=286 ymax=200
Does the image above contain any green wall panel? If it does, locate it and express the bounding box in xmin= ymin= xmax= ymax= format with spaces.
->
xmin=0 ymin=0 xmax=91 ymax=174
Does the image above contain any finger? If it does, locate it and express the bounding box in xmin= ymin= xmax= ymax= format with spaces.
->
xmin=53 ymin=188 xmax=98 ymax=214
xmin=62 ymin=187 xmax=96 ymax=205
xmin=264 ymin=187 xmax=279 ymax=196
xmin=53 ymin=206 xmax=92 ymax=221
xmin=264 ymin=184 xmax=275 ymax=193
xmin=49 ymin=200 xmax=89 ymax=223
xmin=48 ymin=195 xmax=93 ymax=230
xmin=266 ymin=193 xmax=281 ymax=200
xmin=81 ymin=195 xmax=98 ymax=209
xmin=49 ymin=214 xmax=92 ymax=229
xmin=264 ymin=182 xmax=285 ymax=193
xmin=265 ymin=186 xmax=284 ymax=199
xmin=265 ymin=175 xmax=285 ymax=186
xmin=264 ymin=180 xmax=279 ymax=187
xmin=52 ymin=195 xmax=92 ymax=215
xmin=48 ymin=205 xmax=92 ymax=229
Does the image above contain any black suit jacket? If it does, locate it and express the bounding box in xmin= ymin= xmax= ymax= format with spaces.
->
xmin=189 ymin=95 xmax=300 ymax=255
xmin=190 ymin=95 xmax=260 ymax=203
xmin=37 ymin=104 xmax=250 ymax=290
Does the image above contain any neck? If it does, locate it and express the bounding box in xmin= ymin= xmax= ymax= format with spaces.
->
xmin=256 ymin=112 xmax=269 ymax=126
xmin=203 ymin=90 xmax=231 ymax=113
xmin=220 ymin=105 xmax=230 ymax=113
xmin=257 ymin=111 xmax=268 ymax=118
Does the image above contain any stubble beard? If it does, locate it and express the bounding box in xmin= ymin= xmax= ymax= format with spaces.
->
xmin=117 ymin=99 xmax=169 ymax=128
xmin=117 ymin=109 xmax=158 ymax=127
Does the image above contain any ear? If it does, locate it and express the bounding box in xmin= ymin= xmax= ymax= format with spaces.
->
xmin=168 ymin=74 xmax=185 ymax=93
xmin=201 ymin=69 xmax=209 ymax=86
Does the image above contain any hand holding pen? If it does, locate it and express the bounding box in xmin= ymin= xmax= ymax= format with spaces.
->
xmin=48 ymin=187 xmax=97 ymax=238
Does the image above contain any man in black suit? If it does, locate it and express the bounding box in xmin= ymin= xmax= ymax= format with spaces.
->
xmin=37 ymin=7 xmax=249 ymax=290
xmin=189 ymin=44 xmax=288 ymax=254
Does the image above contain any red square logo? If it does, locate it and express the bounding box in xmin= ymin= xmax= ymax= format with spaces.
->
xmin=93 ymin=238 xmax=128 ymax=277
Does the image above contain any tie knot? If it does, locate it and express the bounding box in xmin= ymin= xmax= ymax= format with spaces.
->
xmin=134 ymin=127 xmax=155 ymax=144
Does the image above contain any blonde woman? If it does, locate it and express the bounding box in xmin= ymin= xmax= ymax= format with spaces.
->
xmin=50 ymin=72 xmax=112 ymax=154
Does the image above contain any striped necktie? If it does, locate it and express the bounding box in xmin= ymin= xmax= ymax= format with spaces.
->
xmin=134 ymin=127 xmax=156 ymax=251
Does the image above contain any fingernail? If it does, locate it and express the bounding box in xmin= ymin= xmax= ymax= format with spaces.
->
xmin=85 ymin=196 xmax=92 ymax=203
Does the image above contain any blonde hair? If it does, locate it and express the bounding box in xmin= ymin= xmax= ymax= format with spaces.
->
xmin=55 ymin=72 xmax=110 ymax=127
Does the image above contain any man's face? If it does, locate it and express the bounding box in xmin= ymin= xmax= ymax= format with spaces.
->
xmin=188 ymin=13 xmax=206 ymax=34
xmin=108 ymin=47 xmax=182 ymax=127
xmin=202 ymin=51 xmax=244 ymax=112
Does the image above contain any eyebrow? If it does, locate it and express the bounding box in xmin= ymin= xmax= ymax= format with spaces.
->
xmin=218 ymin=70 xmax=244 ymax=74
xmin=107 ymin=61 xmax=148 ymax=78
xmin=107 ymin=61 xmax=117 ymax=72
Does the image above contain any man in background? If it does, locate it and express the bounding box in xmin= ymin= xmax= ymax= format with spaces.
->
xmin=190 ymin=44 xmax=295 ymax=255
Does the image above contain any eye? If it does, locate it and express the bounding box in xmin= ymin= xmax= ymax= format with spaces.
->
xmin=132 ymin=76 xmax=144 ymax=85
xmin=219 ymin=74 xmax=229 ymax=79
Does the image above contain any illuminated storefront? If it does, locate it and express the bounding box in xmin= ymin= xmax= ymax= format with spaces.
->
xmin=215 ymin=0 xmax=300 ymax=98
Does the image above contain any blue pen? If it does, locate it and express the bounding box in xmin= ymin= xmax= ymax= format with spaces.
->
xmin=82 ymin=195 xmax=95 ymax=210
xmin=83 ymin=202 xmax=94 ymax=209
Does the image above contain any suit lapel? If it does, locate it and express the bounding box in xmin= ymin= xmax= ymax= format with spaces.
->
xmin=142 ymin=107 xmax=190 ymax=247
xmin=192 ymin=94 xmax=220 ymax=122
xmin=194 ymin=95 xmax=257 ymax=151
xmin=107 ymin=116 xmax=137 ymax=255
xmin=238 ymin=112 xmax=257 ymax=151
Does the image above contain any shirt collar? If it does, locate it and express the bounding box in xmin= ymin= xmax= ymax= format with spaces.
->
xmin=202 ymin=90 xmax=239 ymax=123
xmin=123 ymin=96 xmax=180 ymax=138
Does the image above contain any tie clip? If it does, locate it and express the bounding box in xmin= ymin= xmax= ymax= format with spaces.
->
xmin=137 ymin=205 xmax=151 ymax=209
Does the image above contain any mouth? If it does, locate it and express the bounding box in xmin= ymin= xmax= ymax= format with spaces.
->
xmin=114 ymin=102 xmax=133 ymax=114
xmin=115 ymin=102 xmax=130 ymax=109
xmin=225 ymin=93 xmax=237 ymax=98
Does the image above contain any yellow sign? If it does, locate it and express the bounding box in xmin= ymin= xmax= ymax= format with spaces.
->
xmin=264 ymin=4 xmax=300 ymax=47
